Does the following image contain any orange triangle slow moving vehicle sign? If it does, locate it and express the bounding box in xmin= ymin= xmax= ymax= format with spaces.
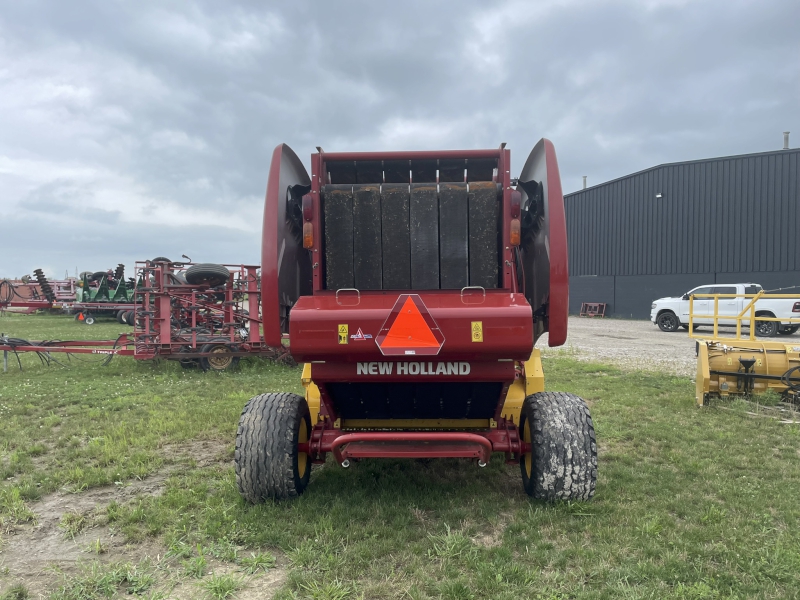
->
xmin=376 ymin=295 xmax=445 ymax=356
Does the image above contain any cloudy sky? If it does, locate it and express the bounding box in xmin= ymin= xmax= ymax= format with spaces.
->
xmin=1 ymin=0 xmax=797 ymax=278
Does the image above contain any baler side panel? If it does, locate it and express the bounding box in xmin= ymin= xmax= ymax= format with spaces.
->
xmin=261 ymin=144 xmax=313 ymax=347
xmin=518 ymin=139 xmax=569 ymax=347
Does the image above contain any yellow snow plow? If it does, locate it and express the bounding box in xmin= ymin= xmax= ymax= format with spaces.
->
xmin=692 ymin=291 xmax=800 ymax=406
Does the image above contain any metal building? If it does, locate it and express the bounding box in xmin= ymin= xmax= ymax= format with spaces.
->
xmin=565 ymin=146 xmax=800 ymax=319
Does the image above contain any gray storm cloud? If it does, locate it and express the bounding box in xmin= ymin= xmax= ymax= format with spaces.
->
xmin=1 ymin=0 xmax=798 ymax=277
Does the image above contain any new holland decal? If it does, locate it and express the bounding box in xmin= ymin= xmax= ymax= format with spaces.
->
xmin=357 ymin=361 xmax=470 ymax=375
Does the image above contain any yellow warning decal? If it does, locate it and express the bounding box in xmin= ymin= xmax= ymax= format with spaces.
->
xmin=338 ymin=324 xmax=348 ymax=344
xmin=471 ymin=321 xmax=483 ymax=342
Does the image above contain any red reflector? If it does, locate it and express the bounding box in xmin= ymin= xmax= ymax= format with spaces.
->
xmin=302 ymin=194 xmax=313 ymax=221
xmin=510 ymin=190 xmax=521 ymax=219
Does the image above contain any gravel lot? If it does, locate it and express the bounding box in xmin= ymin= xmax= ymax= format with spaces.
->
xmin=537 ymin=316 xmax=789 ymax=377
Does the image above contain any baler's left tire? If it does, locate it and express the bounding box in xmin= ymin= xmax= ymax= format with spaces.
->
xmin=520 ymin=392 xmax=597 ymax=501
xmin=235 ymin=392 xmax=312 ymax=502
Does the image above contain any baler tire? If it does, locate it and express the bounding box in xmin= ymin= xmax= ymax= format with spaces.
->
xmin=198 ymin=343 xmax=240 ymax=372
xmin=185 ymin=263 xmax=230 ymax=287
xmin=657 ymin=312 xmax=680 ymax=332
xmin=235 ymin=392 xmax=312 ymax=502
xmin=519 ymin=392 xmax=597 ymax=501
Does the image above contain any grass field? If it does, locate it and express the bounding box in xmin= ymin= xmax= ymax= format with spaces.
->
xmin=1 ymin=312 xmax=799 ymax=599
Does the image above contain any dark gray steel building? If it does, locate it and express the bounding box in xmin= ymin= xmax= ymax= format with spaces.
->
xmin=565 ymin=147 xmax=799 ymax=319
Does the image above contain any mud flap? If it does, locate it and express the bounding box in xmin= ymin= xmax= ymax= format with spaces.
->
xmin=517 ymin=139 xmax=568 ymax=346
xmin=262 ymin=144 xmax=313 ymax=347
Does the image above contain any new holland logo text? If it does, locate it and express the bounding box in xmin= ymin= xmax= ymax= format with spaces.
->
xmin=356 ymin=361 xmax=470 ymax=376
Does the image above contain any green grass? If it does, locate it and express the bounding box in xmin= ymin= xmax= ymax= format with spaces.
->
xmin=2 ymin=312 xmax=800 ymax=599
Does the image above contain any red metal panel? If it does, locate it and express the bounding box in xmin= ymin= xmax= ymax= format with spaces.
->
xmin=261 ymin=144 xmax=312 ymax=347
xmin=518 ymin=139 xmax=569 ymax=347
xmin=289 ymin=291 xmax=533 ymax=363
xmin=545 ymin=140 xmax=569 ymax=346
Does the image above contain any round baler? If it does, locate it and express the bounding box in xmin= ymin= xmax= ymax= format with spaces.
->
xmin=236 ymin=142 xmax=598 ymax=501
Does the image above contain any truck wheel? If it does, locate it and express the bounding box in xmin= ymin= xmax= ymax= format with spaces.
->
xmin=755 ymin=317 xmax=778 ymax=337
xmin=519 ymin=392 xmax=597 ymax=501
xmin=778 ymin=325 xmax=799 ymax=336
xmin=235 ymin=392 xmax=312 ymax=502
xmin=198 ymin=343 xmax=240 ymax=372
xmin=657 ymin=312 xmax=680 ymax=332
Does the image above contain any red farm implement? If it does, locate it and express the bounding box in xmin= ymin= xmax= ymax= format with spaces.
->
xmin=234 ymin=141 xmax=598 ymax=501
xmin=0 ymin=270 xmax=78 ymax=314
xmin=1 ymin=260 xmax=291 ymax=372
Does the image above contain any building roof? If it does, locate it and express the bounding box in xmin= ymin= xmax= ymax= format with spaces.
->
xmin=566 ymin=147 xmax=800 ymax=197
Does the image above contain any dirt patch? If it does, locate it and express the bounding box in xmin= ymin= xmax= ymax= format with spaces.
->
xmin=0 ymin=439 xmax=278 ymax=599
xmin=160 ymin=438 xmax=232 ymax=468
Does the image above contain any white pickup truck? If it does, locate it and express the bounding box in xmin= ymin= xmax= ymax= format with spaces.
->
xmin=650 ymin=283 xmax=800 ymax=336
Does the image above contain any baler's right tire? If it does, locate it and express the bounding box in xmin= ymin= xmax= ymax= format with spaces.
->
xmin=185 ymin=263 xmax=230 ymax=287
xmin=235 ymin=392 xmax=312 ymax=502
xmin=519 ymin=392 xmax=597 ymax=501
xmin=657 ymin=312 xmax=680 ymax=332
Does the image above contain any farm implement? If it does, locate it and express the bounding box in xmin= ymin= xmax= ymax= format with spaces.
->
xmin=692 ymin=291 xmax=800 ymax=405
xmin=1 ymin=259 xmax=290 ymax=372
xmin=235 ymin=141 xmax=598 ymax=501
xmin=0 ymin=270 xmax=78 ymax=314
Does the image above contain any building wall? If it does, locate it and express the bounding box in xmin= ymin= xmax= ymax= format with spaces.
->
xmin=565 ymin=148 xmax=800 ymax=319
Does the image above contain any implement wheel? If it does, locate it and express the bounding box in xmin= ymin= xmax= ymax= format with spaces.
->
xmin=185 ymin=263 xmax=230 ymax=287
xmin=235 ymin=392 xmax=312 ymax=502
xmin=199 ymin=343 xmax=240 ymax=372
xmin=519 ymin=392 xmax=597 ymax=501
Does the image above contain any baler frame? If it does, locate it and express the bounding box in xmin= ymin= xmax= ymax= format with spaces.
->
xmin=236 ymin=141 xmax=597 ymax=503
